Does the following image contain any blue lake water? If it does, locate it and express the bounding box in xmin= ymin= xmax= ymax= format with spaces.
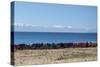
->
xmin=13 ymin=32 xmax=97 ymax=44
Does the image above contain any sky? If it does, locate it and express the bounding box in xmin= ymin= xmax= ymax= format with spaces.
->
xmin=13 ymin=1 xmax=97 ymax=33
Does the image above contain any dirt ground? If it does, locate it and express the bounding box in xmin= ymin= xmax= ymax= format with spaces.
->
xmin=13 ymin=47 xmax=97 ymax=66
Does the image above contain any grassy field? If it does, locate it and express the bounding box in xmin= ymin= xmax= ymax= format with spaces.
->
xmin=13 ymin=47 xmax=97 ymax=66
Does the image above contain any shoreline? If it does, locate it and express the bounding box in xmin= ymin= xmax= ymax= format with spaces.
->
xmin=12 ymin=31 xmax=97 ymax=34
xmin=11 ymin=42 xmax=97 ymax=50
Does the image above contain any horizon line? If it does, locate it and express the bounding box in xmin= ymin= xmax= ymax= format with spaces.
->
xmin=11 ymin=31 xmax=97 ymax=33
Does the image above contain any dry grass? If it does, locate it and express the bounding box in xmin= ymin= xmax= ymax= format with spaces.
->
xmin=13 ymin=47 xmax=97 ymax=66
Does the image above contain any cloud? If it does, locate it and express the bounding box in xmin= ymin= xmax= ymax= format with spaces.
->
xmin=14 ymin=23 xmax=41 ymax=27
xmin=14 ymin=23 xmax=24 ymax=26
xmin=67 ymin=26 xmax=72 ymax=28
xmin=14 ymin=23 xmax=96 ymax=33
xmin=52 ymin=25 xmax=72 ymax=29
xmin=31 ymin=25 xmax=41 ymax=27
xmin=14 ymin=23 xmax=73 ymax=30
xmin=52 ymin=25 xmax=66 ymax=28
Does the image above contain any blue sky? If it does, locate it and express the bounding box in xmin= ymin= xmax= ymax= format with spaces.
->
xmin=13 ymin=1 xmax=97 ymax=33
